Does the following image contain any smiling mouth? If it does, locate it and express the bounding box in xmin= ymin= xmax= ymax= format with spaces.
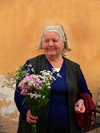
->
xmin=48 ymin=48 xmax=55 ymax=51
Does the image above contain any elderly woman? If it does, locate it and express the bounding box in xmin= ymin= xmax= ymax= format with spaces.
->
xmin=15 ymin=25 xmax=92 ymax=133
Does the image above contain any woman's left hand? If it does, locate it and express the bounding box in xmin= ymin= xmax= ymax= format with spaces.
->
xmin=74 ymin=99 xmax=85 ymax=114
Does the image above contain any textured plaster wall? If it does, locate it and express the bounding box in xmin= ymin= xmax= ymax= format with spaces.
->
xmin=0 ymin=74 xmax=19 ymax=132
xmin=0 ymin=0 xmax=100 ymax=132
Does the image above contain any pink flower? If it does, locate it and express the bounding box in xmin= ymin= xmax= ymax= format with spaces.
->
xmin=20 ymin=89 xmax=28 ymax=96
xmin=25 ymin=75 xmax=32 ymax=83
xmin=18 ymin=82 xmax=28 ymax=90
xmin=18 ymin=74 xmax=43 ymax=95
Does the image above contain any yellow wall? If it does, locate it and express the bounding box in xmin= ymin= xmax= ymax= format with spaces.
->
xmin=0 ymin=0 xmax=100 ymax=132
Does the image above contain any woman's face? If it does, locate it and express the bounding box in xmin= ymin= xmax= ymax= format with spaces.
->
xmin=42 ymin=31 xmax=64 ymax=58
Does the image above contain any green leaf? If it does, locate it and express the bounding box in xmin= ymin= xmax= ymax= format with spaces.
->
xmin=22 ymin=98 xmax=27 ymax=105
xmin=37 ymin=98 xmax=49 ymax=108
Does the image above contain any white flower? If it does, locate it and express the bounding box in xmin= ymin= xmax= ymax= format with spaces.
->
xmin=31 ymin=68 xmax=34 ymax=72
xmin=42 ymin=96 xmax=45 ymax=99
xmin=28 ymin=64 xmax=32 ymax=67
xmin=57 ymin=73 xmax=61 ymax=77
xmin=29 ymin=93 xmax=35 ymax=98
xmin=52 ymin=68 xmax=56 ymax=73
xmin=46 ymin=82 xmax=50 ymax=86
xmin=38 ymin=75 xmax=42 ymax=78
xmin=16 ymin=67 xmax=19 ymax=70
xmin=53 ymin=77 xmax=56 ymax=80
xmin=38 ymin=94 xmax=41 ymax=98
xmin=28 ymin=81 xmax=34 ymax=86
xmin=48 ymin=86 xmax=51 ymax=89
xmin=49 ymin=75 xmax=53 ymax=80
xmin=42 ymin=80 xmax=45 ymax=82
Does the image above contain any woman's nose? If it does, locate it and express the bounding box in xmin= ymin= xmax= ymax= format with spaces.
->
xmin=49 ymin=41 xmax=53 ymax=46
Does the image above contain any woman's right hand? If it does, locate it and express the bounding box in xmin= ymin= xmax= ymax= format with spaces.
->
xmin=26 ymin=110 xmax=38 ymax=124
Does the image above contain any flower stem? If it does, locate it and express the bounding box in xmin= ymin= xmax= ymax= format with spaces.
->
xmin=31 ymin=123 xmax=37 ymax=133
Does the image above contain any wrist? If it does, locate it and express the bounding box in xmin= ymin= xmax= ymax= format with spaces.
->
xmin=26 ymin=110 xmax=30 ymax=117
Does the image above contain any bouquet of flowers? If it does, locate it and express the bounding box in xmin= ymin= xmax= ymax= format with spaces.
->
xmin=7 ymin=63 xmax=61 ymax=133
